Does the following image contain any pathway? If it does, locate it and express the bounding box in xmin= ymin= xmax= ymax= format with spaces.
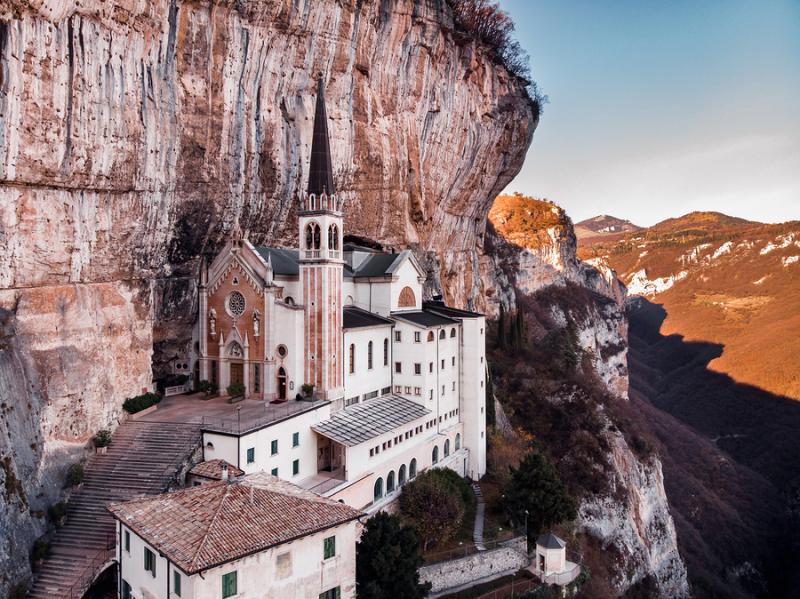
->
xmin=472 ymin=481 xmax=486 ymax=551
xmin=28 ymin=419 xmax=200 ymax=599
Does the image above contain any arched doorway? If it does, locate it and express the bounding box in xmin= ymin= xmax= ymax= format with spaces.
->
xmin=277 ymin=367 xmax=287 ymax=400
xmin=228 ymin=341 xmax=244 ymax=388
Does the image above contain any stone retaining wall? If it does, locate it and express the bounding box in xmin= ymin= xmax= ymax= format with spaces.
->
xmin=419 ymin=538 xmax=529 ymax=595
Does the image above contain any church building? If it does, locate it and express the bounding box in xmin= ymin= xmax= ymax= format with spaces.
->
xmin=195 ymin=78 xmax=487 ymax=509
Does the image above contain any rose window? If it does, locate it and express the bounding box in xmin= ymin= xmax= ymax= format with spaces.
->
xmin=227 ymin=291 xmax=246 ymax=317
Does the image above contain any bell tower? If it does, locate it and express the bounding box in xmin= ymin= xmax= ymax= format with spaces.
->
xmin=299 ymin=77 xmax=344 ymax=403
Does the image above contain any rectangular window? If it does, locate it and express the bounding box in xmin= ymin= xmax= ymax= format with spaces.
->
xmin=292 ymin=432 xmax=300 ymax=447
xmin=414 ymin=387 xmax=421 ymax=395
xmin=441 ymin=385 xmax=445 ymax=395
xmin=429 ymin=362 xmax=433 ymax=373
xmin=395 ymin=362 xmax=402 ymax=374
xmin=441 ymin=359 xmax=445 ymax=369
xmin=363 ymin=390 xmax=379 ymax=400
xmin=144 ymin=547 xmax=156 ymax=577
xmin=452 ymin=357 xmax=455 ymax=366
xmin=404 ymin=386 xmax=411 ymax=394
xmin=429 ymin=389 xmax=433 ymax=400
xmin=394 ymin=385 xmax=402 ymax=393
xmin=246 ymin=447 xmax=255 ymax=464
xmin=173 ymin=571 xmax=182 ymax=597
xmin=381 ymin=386 xmax=391 ymax=395
xmin=222 ymin=571 xmax=238 ymax=598
xmin=414 ymin=363 xmax=421 ymax=375
xmin=124 ymin=530 xmax=130 ymax=553
xmin=319 ymin=587 xmax=341 ymax=599
xmin=271 ymin=467 xmax=278 ymax=476
xmin=122 ymin=580 xmax=132 ymax=599
xmin=293 ymin=459 xmax=300 ymax=476
xmin=394 ymin=331 xmax=402 ymax=342
xmin=271 ymin=440 xmax=278 ymax=455
xmin=323 ymin=536 xmax=336 ymax=559
xmin=452 ymin=381 xmax=456 ymax=391
xmin=370 ymin=448 xmax=374 ymax=457
xmin=346 ymin=396 xmax=359 ymax=406
xmin=253 ymin=363 xmax=261 ymax=393
xmin=414 ymin=331 xmax=421 ymax=343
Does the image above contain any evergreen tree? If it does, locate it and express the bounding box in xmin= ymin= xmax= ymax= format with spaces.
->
xmin=498 ymin=304 xmax=507 ymax=348
xmin=356 ymin=512 xmax=432 ymax=599
xmin=505 ymin=451 xmax=577 ymax=541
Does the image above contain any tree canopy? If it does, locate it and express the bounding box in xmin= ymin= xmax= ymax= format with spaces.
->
xmin=356 ymin=512 xmax=431 ymax=599
xmin=505 ymin=450 xmax=577 ymax=540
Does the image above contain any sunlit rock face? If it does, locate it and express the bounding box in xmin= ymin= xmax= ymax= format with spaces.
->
xmin=484 ymin=195 xmax=689 ymax=598
xmin=0 ymin=0 xmax=535 ymax=589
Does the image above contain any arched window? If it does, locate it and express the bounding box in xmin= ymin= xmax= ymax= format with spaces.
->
xmin=368 ymin=341 xmax=373 ymax=370
xmin=427 ymin=331 xmax=434 ymax=342
xmin=432 ymin=446 xmax=439 ymax=464
xmin=439 ymin=329 xmax=446 ymax=340
xmin=284 ymin=296 xmax=295 ymax=306
xmin=444 ymin=439 xmax=450 ymax=457
xmin=374 ymin=478 xmax=383 ymax=501
xmin=455 ymin=433 xmax=461 ymax=451
xmin=398 ymin=286 xmax=416 ymax=308
xmin=328 ymin=224 xmax=339 ymax=250
xmin=410 ymin=458 xmax=417 ymax=479
xmin=450 ymin=328 xmax=457 ymax=338
xmin=399 ymin=464 xmax=407 ymax=486
xmin=383 ymin=338 xmax=389 ymax=366
xmin=387 ymin=471 xmax=396 ymax=493
xmin=305 ymin=222 xmax=318 ymax=249
xmin=349 ymin=344 xmax=355 ymax=374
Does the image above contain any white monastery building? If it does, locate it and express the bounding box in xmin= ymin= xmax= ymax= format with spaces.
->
xmin=108 ymin=473 xmax=362 ymax=599
xmin=195 ymin=79 xmax=488 ymax=510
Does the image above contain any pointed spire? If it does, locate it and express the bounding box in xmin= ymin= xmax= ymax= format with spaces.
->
xmin=307 ymin=77 xmax=336 ymax=196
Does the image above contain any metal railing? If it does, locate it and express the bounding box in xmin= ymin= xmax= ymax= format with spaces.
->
xmin=201 ymin=398 xmax=329 ymax=435
xmin=423 ymin=535 xmax=525 ymax=566
xmin=468 ymin=578 xmax=539 ymax=599
xmin=64 ymin=535 xmax=116 ymax=599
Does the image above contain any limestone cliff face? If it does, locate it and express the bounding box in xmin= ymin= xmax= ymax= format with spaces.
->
xmin=0 ymin=0 xmax=535 ymax=589
xmin=484 ymin=195 xmax=689 ymax=598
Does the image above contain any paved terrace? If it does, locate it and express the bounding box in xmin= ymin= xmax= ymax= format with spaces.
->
xmin=138 ymin=393 xmax=329 ymax=435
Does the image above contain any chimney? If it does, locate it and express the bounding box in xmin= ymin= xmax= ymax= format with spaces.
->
xmin=220 ymin=462 xmax=229 ymax=482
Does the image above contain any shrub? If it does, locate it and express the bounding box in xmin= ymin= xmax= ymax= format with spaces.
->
xmin=301 ymin=383 xmax=315 ymax=396
xmin=93 ymin=429 xmax=112 ymax=448
xmin=66 ymin=463 xmax=84 ymax=487
xmin=226 ymin=382 xmax=245 ymax=397
xmin=197 ymin=379 xmax=212 ymax=393
xmin=32 ymin=537 xmax=49 ymax=561
xmin=122 ymin=392 xmax=162 ymax=414
xmin=8 ymin=583 xmax=27 ymax=599
xmin=356 ymin=512 xmax=431 ymax=599
xmin=47 ymin=501 xmax=67 ymax=524
xmin=399 ymin=469 xmax=471 ymax=551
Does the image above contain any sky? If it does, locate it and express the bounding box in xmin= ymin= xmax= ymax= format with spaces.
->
xmin=499 ymin=0 xmax=800 ymax=226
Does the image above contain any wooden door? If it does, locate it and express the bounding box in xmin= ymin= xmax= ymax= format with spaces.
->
xmin=230 ymin=363 xmax=244 ymax=386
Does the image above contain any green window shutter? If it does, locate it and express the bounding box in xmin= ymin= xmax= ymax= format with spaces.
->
xmin=222 ymin=571 xmax=238 ymax=598
xmin=246 ymin=447 xmax=255 ymax=463
xmin=292 ymin=432 xmax=299 ymax=447
xmin=271 ymin=439 xmax=278 ymax=455
xmin=124 ymin=530 xmax=130 ymax=552
xmin=323 ymin=536 xmax=335 ymax=559
xmin=271 ymin=467 xmax=278 ymax=476
xmin=173 ymin=571 xmax=182 ymax=597
xmin=292 ymin=459 xmax=299 ymax=476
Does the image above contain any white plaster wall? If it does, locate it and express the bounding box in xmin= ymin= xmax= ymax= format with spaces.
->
xmin=273 ymin=301 xmax=305 ymax=394
xmin=202 ymin=404 xmax=331 ymax=480
xmin=342 ymin=325 xmax=393 ymax=403
xmin=389 ymin=257 xmax=424 ymax=312
xmin=193 ymin=521 xmax=359 ymax=599
xmin=116 ymin=518 xmax=359 ymax=599
xmin=459 ymin=316 xmax=487 ymax=479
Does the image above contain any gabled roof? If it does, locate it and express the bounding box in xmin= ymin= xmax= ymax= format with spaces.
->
xmin=108 ymin=474 xmax=362 ymax=574
xmin=423 ymin=300 xmax=484 ymax=318
xmin=254 ymin=247 xmax=300 ymax=276
xmin=312 ymin=395 xmax=430 ymax=447
xmin=188 ymin=459 xmax=244 ymax=481
xmin=345 ymin=252 xmax=402 ymax=278
xmin=343 ymin=306 xmax=394 ymax=330
xmin=391 ymin=310 xmax=460 ymax=328
xmin=536 ymin=533 xmax=566 ymax=550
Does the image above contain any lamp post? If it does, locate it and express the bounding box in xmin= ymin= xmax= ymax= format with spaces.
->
xmin=524 ymin=509 xmax=529 ymax=551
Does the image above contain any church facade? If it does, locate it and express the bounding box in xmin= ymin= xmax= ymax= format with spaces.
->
xmin=195 ymin=79 xmax=487 ymax=508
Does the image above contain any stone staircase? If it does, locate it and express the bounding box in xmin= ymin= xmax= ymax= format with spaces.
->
xmin=28 ymin=420 xmax=201 ymax=599
xmin=472 ymin=481 xmax=486 ymax=551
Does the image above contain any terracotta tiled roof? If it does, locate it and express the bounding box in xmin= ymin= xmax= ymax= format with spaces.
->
xmin=108 ymin=473 xmax=363 ymax=574
xmin=188 ymin=459 xmax=244 ymax=481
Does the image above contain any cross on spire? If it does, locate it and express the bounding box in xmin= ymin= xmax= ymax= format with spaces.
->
xmin=307 ymin=77 xmax=336 ymax=196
